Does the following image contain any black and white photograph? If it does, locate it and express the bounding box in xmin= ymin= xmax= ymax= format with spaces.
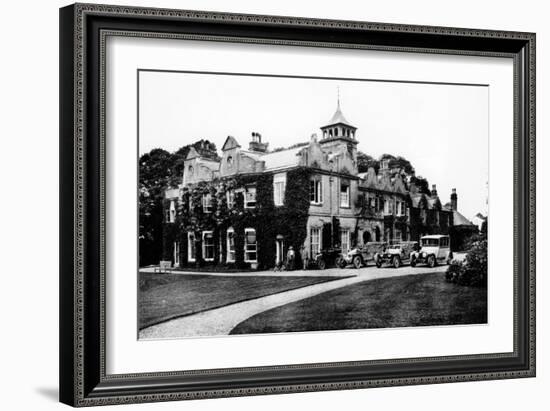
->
xmin=137 ymin=71 xmax=489 ymax=340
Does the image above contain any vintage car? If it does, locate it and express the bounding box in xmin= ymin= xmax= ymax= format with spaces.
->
xmin=374 ymin=241 xmax=419 ymax=268
xmin=410 ymin=235 xmax=453 ymax=267
xmin=314 ymin=247 xmax=346 ymax=270
xmin=344 ymin=242 xmax=387 ymax=269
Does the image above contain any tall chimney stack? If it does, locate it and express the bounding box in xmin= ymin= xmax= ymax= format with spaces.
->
xmin=450 ymin=188 xmax=457 ymax=211
xmin=431 ymin=184 xmax=438 ymax=197
xmin=249 ymin=132 xmax=268 ymax=153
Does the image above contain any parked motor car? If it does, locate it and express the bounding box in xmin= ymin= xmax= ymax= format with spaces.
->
xmin=410 ymin=235 xmax=453 ymax=267
xmin=374 ymin=241 xmax=419 ymax=268
xmin=313 ymin=247 xmax=346 ymax=270
xmin=344 ymin=242 xmax=386 ymax=269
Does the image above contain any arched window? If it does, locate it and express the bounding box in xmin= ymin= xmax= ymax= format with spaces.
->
xmin=334 ymin=128 xmax=338 ymax=136
xmin=188 ymin=165 xmax=194 ymax=176
xmin=227 ymin=156 xmax=233 ymax=168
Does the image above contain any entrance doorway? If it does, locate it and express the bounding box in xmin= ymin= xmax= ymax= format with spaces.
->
xmin=363 ymin=231 xmax=371 ymax=244
xmin=375 ymin=226 xmax=381 ymax=242
xmin=275 ymin=235 xmax=284 ymax=265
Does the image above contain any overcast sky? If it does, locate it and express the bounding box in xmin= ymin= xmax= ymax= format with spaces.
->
xmin=139 ymin=71 xmax=488 ymax=220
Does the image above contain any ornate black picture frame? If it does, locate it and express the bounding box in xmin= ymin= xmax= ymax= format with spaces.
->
xmin=59 ymin=3 xmax=535 ymax=407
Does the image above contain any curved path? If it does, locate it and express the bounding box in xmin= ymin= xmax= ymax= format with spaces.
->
xmin=139 ymin=265 xmax=447 ymax=340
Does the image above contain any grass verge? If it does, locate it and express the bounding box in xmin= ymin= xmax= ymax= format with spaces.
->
xmin=139 ymin=272 xmax=344 ymax=329
xmin=230 ymin=272 xmax=487 ymax=335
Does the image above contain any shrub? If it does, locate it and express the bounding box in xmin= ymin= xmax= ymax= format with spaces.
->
xmin=445 ymin=261 xmax=462 ymax=283
xmin=445 ymin=239 xmax=487 ymax=287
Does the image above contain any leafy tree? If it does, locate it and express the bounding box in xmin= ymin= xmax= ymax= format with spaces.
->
xmin=357 ymin=152 xmax=415 ymax=175
xmin=409 ymin=176 xmax=431 ymax=195
xmin=139 ymin=148 xmax=172 ymax=266
xmin=357 ymin=151 xmax=379 ymax=173
xmin=138 ymin=140 xmax=218 ymax=266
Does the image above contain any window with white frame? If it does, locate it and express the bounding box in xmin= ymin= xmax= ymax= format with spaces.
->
xmin=226 ymin=228 xmax=235 ymax=263
xmin=202 ymin=231 xmax=214 ymax=261
xmin=310 ymin=227 xmax=321 ymax=255
xmin=309 ymin=178 xmax=323 ymax=204
xmin=340 ymin=229 xmax=350 ymax=253
xmin=340 ymin=183 xmax=350 ymax=207
xmin=168 ymin=200 xmax=176 ymax=223
xmin=226 ymin=189 xmax=235 ymax=209
xmin=187 ymin=232 xmax=196 ymax=262
xmin=245 ymin=186 xmax=256 ymax=208
xmin=397 ymin=200 xmax=406 ymax=216
xmin=273 ymin=173 xmax=286 ymax=206
xmin=244 ymin=228 xmax=257 ymax=262
xmin=202 ymin=193 xmax=213 ymax=213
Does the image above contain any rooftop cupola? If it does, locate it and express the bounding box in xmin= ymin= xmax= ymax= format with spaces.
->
xmin=320 ymin=89 xmax=358 ymax=143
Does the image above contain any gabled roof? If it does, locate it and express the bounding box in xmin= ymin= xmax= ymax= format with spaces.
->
xmin=185 ymin=147 xmax=199 ymax=160
xmin=222 ymin=135 xmax=241 ymax=151
xmin=453 ymin=210 xmax=475 ymax=227
xmin=410 ymin=194 xmax=428 ymax=208
xmin=427 ymin=197 xmax=442 ymax=209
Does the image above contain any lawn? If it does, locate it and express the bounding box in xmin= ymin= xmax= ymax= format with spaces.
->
xmin=230 ymin=272 xmax=487 ymax=335
xmin=139 ymin=272 xmax=344 ymax=329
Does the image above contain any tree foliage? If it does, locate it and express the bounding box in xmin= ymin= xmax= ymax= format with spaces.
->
xmin=445 ymin=236 xmax=488 ymax=287
xmin=357 ymin=152 xmax=415 ymax=176
xmin=139 ymin=140 xmax=218 ymax=266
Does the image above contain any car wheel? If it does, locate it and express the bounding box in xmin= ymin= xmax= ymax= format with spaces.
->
xmin=317 ymin=258 xmax=326 ymax=270
xmin=392 ymin=256 xmax=401 ymax=268
xmin=352 ymin=255 xmax=362 ymax=269
xmin=427 ymin=255 xmax=436 ymax=268
xmin=410 ymin=257 xmax=416 ymax=267
xmin=335 ymin=256 xmax=346 ymax=269
xmin=375 ymin=256 xmax=382 ymax=268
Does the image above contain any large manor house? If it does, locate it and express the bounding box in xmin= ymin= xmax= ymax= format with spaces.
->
xmin=162 ymin=99 xmax=476 ymax=269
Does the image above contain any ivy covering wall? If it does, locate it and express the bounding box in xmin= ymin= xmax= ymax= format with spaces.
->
xmin=162 ymin=167 xmax=312 ymax=270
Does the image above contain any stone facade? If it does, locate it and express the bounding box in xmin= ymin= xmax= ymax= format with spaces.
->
xmin=162 ymin=99 xmax=475 ymax=269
